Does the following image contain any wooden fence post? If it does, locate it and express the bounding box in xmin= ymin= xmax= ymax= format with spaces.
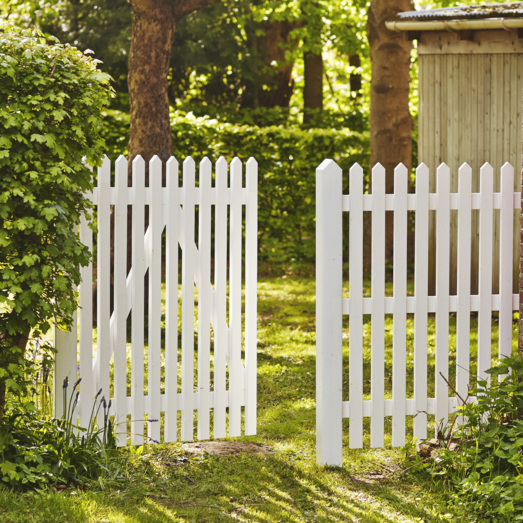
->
xmin=316 ymin=159 xmax=343 ymax=466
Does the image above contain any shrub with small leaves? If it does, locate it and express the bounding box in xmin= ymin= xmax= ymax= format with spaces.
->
xmin=406 ymin=354 xmax=523 ymax=522
xmin=0 ymin=23 xmax=113 ymax=415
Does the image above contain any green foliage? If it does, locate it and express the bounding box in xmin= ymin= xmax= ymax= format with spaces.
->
xmin=0 ymin=380 xmax=124 ymax=489
xmin=0 ymin=23 xmax=112 ymax=403
xmin=407 ymin=355 xmax=523 ymax=522
xmin=102 ymin=109 xmax=369 ymax=266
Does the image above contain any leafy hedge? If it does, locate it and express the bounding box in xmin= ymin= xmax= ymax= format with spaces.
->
xmin=102 ymin=110 xmax=369 ymax=268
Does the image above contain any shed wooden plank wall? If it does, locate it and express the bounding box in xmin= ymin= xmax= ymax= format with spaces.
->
xmin=419 ymin=30 xmax=523 ymax=294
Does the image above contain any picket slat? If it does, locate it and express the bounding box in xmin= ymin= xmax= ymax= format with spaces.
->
xmin=79 ymin=205 xmax=93 ymax=429
xmin=435 ymin=163 xmax=451 ymax=429
xmin=499 ymin=162 xmax=514 ymax=361
xmin=113 ymin=156 xmax=128 ymax=446
xmin=370 ymin=164 xmax=386 ymax=448
xmin=349 ymin=163 xmax=364 ymax=449
xmin=392 ymin=164 xmax=408 ymax=447
xmin=213 ymin=157 xmax=228 ymax=439
xmin=413 ymin=163 xmax=429 ymax=440
xmin=229 ymin=158 xmax=243 ymax=437
xmin=131 ymin=156 xmax=146 ymax=445
xmin=181 ymin=157 xmax=196 ymax=441
xmin=456 ymin=164 xmax=472 ymax=411
xmin=95 ymin=157 xmax=111 ymax=428
xmin=197 ymin=158 xmax=212 ymax=440
xmin=478 ymin=163 xmax=494 ymax=381
xmin=148 ymin=157 xmax=163 ymax=442
xmin=245 ymin=158 xmax=258 ymax=436
xmin=164 ymin=157 xmax=180 ymax=442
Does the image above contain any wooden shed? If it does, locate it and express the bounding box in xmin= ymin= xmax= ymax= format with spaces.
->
xmin=387 ymin=3 xmax=523 ymax=294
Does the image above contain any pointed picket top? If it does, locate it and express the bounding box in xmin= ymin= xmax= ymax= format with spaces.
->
xmin=183 ymin=156 xmax=196 ymax=189
xmin=166 ymin=156 xmax=179 ymax=189
xmin=317 ymin=158 xmax=337 ymax=172
xmin=458 ymin=162 xmax=472 ymax=189
xmin=115 ymin=155 xmax=127 ymax=188
xmin=216 ymin=156 xmax=227 ymax=189
xmin=199 ymin=157 xmax=212 ymax=187
xmin=394 ymin=162 xmax=408 ymax=192
xmin=436 ymin=162 xmax=450 ymax=192
xmin=231 ymin=157 xmax=242 ymax=189
xmin=149 ymin=155 xmax=162 ymax=188
xmin=132 ymin=155 xmax=145 ymax=186
xmin=480 ymin=162 xmax=494 ymax=189
xmin=500 ymin=161 xmax=514 ymax=183
xmin=415 ymin=163 xmax=429 ymax=192
xmin=246 ymin=157 xmax=258 ymax=192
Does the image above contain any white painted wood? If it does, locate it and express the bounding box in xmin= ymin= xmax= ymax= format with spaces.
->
xmin=164 ymin=157 xmax=179 ymax=442
xmin=478 ymin=163 xmax=494 ymax=382
xmin=181 ymin=157 xmax=196 ymax=441
xmin=95 ymin=156 xmax=111 ymax=427
xmin=370 ymin=163 xmax=385 ymax=448
xmin=213 ymin=157 xmax=228 ymax=439
xmin=456 ymin=163 xmax=472 ymax=415
xmin=316 ymin=159 xmax=343 ymax=466
xmin=245 ymin=157 xmax=258 ymax=436
xmin=148 ymin=156 xmax=162 ymax=442
xmin=54 ymin=313 xmax=78 ymax=418
xmin=413 ymin=163 xmax=429 ymax=440
xmin=79 ymin=202 xmax=93 ymax=429
xmin=113 ymin=156 xmax=128 ymax=446
xmin=229 ymin=158 xmax=243 ymax=437
xmin=435 ymin=163 xmax=451 ymax=430
xmin=499 ymin=162 xmax=514 ymax=361
xmin=197 ymin=157 xmax=212 ymax=440
xmin=392 ymin=163 xmax=408 ymax=448
xmin=131 ymin=155 xmax=145 ymax=445
xmin=349 ymin=163 xmax=364 ymax=449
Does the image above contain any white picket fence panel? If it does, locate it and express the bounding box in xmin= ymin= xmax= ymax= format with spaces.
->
xmin=54 ymin=155 xmax=258 ymax=446
xmin=316 ymin=160 xmax=519 ymax=466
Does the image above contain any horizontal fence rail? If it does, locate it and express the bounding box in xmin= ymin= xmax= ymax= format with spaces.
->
xmin=316 ymin=160 xmax=519 ymax=466
xmin=55 ymin=155 xmax=258 ymax=446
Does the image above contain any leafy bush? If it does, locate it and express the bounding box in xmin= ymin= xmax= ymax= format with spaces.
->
xmin=0 ymin=379 xmax=124 ymax=489
xmin=407 ymin=355 xmax=523 ymax=522
xmin=102 ymin=110 xmax=369 ymax=269
xmin=0 ymin=24 xmax=113 ymax=412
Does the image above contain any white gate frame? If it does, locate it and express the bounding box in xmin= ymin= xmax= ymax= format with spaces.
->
xmin=55 ymin=155 xmax=258 ymax=446
xmin=316 ymin=159 xmax=519 ymax=466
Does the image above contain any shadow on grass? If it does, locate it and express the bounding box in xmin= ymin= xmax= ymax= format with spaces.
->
xmin=76 ymin=451 xmax=445 ymax=523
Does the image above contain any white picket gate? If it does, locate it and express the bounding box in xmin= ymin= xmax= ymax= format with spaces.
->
xmin=316 ymin=159 xmax=519 ymax=466
xmin=54 ymin=155 xmax=258 ymax=446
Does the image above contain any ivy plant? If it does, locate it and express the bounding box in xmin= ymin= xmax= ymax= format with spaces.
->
xmin=0 ymin=23 xmax=113 ymax=417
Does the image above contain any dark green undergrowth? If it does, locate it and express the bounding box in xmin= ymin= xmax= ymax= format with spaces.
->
xmin=0 ymin=277 xmax=470 ymax=522
xmin=406 ymin=355 xmax=523 ymax=522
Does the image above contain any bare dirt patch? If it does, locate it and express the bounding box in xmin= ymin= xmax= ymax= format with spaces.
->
xmin=182 ymin=441 xmax=273 ymax=456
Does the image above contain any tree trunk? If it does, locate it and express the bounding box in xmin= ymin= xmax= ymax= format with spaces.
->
xmin=128 ymin=0 xmax=177 ymax=175
xmin=365 ymin=0 xmax=413 ymax=273
xmin=242 ymin=20 xmax=299 ymax=109
xmin=303 ymin=51 xmax=323 ymax=123
xmin=349 ymin=53 xmax=362 ymax=96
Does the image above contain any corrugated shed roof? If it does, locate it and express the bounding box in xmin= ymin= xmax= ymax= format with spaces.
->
xmin=398 ymin=2 xmax=523 ymax=21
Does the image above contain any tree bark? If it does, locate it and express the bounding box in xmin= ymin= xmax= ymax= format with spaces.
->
xmin=365 ymin=0 xmax=413 ymax=273
xmin=128 ymin=0 xmax=217 ymax=174
xmin=303 ymin=51 xmax=323 ymax=123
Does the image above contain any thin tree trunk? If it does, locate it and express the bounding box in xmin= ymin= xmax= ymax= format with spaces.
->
xmin=365 ymin=0 xmax=413 ymax=274
xmin=303 ymin=51 xmax=323 ymax=123
xmin=242 ymin=20 xmax=299 ymax=109
xmin=349 ymin=53 xmax=362 ymax=95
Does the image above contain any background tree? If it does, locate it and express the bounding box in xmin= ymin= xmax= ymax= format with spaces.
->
xmin=366 ymin=0 xmax=414 ymax=270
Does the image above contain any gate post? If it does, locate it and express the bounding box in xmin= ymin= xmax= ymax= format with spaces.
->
xmin=316 ymin=159 xmax=343 ymax=466
xmin=54 ymin=311 xmax=78 ymax=418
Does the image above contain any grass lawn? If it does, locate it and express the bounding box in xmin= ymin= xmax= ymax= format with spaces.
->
xmin=1 ymin=276 xmax=510 ymax=522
